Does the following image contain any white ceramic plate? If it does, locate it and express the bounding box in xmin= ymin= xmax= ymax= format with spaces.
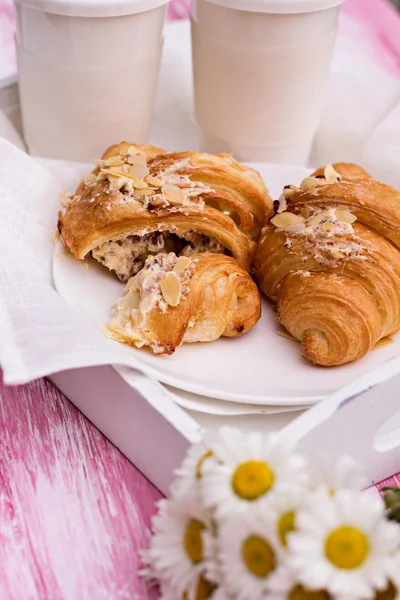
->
xmin=50 ymin=158 xmax=400 ymax=405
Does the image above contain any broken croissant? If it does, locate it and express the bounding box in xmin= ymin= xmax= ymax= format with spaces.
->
xmin=107 ymin=252 xmax=261 ymax=355
xmin=255 ymin=163 xmax=400 ymax=367
xmin=58 ymin=142 xmax=272 ymax=281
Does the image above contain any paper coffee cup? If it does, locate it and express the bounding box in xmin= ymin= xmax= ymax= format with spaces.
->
xmin=15 ymin=0 xmax=169 ymax=161
xmin=191 ymin=0 xmax=344 ymax=165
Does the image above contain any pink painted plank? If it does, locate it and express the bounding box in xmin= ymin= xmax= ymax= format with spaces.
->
xmin=0 ymin=371 xmax=162 ymax=600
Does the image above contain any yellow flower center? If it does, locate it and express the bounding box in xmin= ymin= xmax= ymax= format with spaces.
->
xmin=184 ymin=519 xmax=205 ymax=564
xmin=374 ymin=581 xmax=397 ymax=600
xmin=289 ymin=584 xmax=331 ymax=600
xmin=195 ymin=450 xmax=214 ymax=479
xmin=278 ymin=511 xmax=296 ymax=546
xmin=182 ymin=576 xmax=215 ymax=600
xmin=325 ymin=526 xmax=369 ymax=569
xmin=232 ymin=460 xmax=275 ymax=500
xmin=242 ymin=535 xmax=276 ymax=578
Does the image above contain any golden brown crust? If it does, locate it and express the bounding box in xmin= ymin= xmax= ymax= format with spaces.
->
xmin=254 ymin=163 xmax=400 ymax=366
xmin=58 ymin=145 xmax=272 ymax=274
xmin=277 ymin=272 xmax=381 ymax=367
xmin=108 ymin=253 xmax=261 ymax=355
xmin=286 ymin=163 xmax=400 ymax=248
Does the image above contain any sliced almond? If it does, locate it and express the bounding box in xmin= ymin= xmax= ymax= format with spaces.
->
xmin=173 ymin=256 xmax=192 ymax=273
xmin=84 ymin=173 xmax=96 ymax=185
xmin=146 ymin=175 xmax=164 ymax=188
xmin=135 ymin=188 xmax=154 ymax=197
xmin=307 ymin=209 xmax=332 ymax=226
xmin=123 ymin=163 xmax=130 ymax=173
xmin=300 ymin=206 xmax=312 ymax=219
xmin=127 ymin=145 xmax=145 ymax=157
xmin=102 ymin=167 xmax=126 ymax=178
xmin=286 ymin=222 xmax=306 ymax=233
xmin=322 ymin=222 xmax=335 ymax=232
xmin=132 ymin=178 xmax=148 ymax=189
xmin=335 ymin=210 xmax=357 ymax=224
xmin=129 ymin=163 xmax=150 ymax=179
xmin=324 ymin=164 xmax=342 ymax=183
xmin=162 ymin=184 xmax=185 ymax=205
xmin=127 ymin=154 xmax=147 ymax=165
xmin=271 ymin=212 xmax=304 ymax=228
xmin=276 ymin=194 xmax=287 ymax=214
xmin=104 ymin=156 xmax=124 ymax=167
xmin=300 ymin=176 xmax=323 ymax=191
xmin=282 ymin=186 xmax=296 ymax=199
xmin=160 ymin=272 xmax=181 ymax=306
xmin=96 ymin=171 xmax=108 ymax=181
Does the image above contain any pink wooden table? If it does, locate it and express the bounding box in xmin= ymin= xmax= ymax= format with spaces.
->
xmin=1 ymin=1 xmax=400 ymax=598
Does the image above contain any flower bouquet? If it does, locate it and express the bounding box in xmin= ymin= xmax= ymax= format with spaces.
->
xmin=142 ymin=428 xmax=400 ymax=600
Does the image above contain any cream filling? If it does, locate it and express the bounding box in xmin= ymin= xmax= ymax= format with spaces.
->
xmin=92 ymin=231 xmax=225 ymax=281
xmin=108 ymin=252 xmax=193 ymax=352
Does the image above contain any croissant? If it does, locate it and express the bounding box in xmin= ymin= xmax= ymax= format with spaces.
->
xmin=255 ymin=163 xmax=400 ymax=366
xmin=108 ymin=252 xmax=261 ymax=355
xmin=58 ymin=142 xmax=272 ymax=281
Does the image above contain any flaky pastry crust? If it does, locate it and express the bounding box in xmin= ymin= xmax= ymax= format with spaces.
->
xmin=58 ymin=143 xmax=272 ymax=275
xmin=255 ymin=163 xmax=400 ymax=366
xmin=108 ymin=253 xmax=261 ymax=355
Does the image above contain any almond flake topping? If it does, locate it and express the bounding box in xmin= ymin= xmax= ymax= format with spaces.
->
xmin=324 ymin=164 xmax=342 ymax=183
xmin=104 ymin=156 xmax=124 ymax=167
xmin=173 ymin=256 xmax=192 ymax=273
xmin=162 ymin=184 xmax=185 ymax=205
xmin=160 ymin=272 xmax=181 ymax=306
xmin=84 ymin=173 xmax=96 ymax=185
xmin=300 ymin=176 xmax=328 ymax=192
xmin=146 ymin=175 xmax=164 ymax=188
xmin=271 ymin=212 xmax=304 ymax=228
xmin=129 ymin=163 xmax=150 ymax=179
xmin=282 ymin=186 xmax=296 ymax=199
xmin=127 ymin=146 xmax=145 ymax=157
xmin=335 ymin=210 xmax=357 ymax=224
xmin=132 ymin=179 xmax=148 ymax=190
xmin=276 ymin=194 xmax=288 ymax=214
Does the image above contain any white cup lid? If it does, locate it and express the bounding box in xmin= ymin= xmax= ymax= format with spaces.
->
xmin=15 ymin=0 xmax=169 ymax=17
xmin=204 ymin=0 xmax=344 ymax=13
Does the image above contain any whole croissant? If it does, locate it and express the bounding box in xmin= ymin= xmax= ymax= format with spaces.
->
xmin=255 ymin=163 xmax=400 ymax=366
xmin=108 ymin=252 xmax=261 ymax=355
xmin=58 ymin=142 xmax=272 ymax=280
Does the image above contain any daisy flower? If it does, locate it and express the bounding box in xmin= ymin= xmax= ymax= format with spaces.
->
xmin=269 ymin=487 xmax=309 ymax=549
xmin=266 ymin=565 xmax=332 ymax=600
xmin=289 ymin=488 xmax=400 ymax=599
xmin=172 ymin=436 xmax=216 ymax=499
xmin=142 ymin=492 xmax=210 ymax=598
xmin=201 ymin=427 xmax=308 ymax=519
xmin=309 ymin=455 xmax=366 ymax=494
xmin=217 ymin=506 xmax=282 ymax=600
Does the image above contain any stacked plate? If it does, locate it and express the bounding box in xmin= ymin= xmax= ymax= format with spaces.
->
xmin=50 ymin=158 xmax=400 ymax=429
